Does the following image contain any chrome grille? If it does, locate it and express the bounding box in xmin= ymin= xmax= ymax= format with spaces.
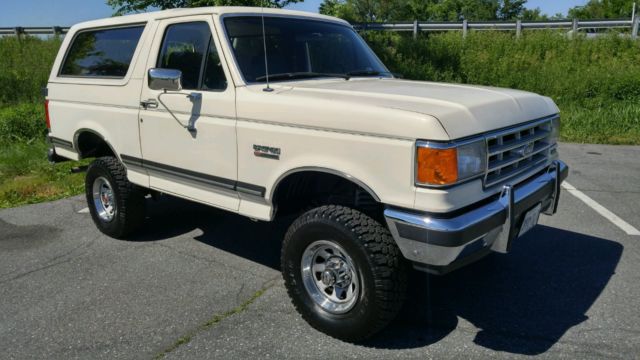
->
xmin=484 ymin=118 xmax=556 ymax=188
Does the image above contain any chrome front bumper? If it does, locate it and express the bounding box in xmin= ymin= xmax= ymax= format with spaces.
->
xmin=384 ymin=160 xmax=568 ymax=275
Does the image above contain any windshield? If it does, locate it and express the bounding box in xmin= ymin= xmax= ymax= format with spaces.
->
xmin=223 ymin=16 xmax=390 ymax=83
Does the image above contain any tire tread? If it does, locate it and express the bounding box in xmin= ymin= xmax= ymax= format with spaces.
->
xmin=281 ymin=205 xmax=407 ymax=341
xmin=86 ymin=156 xmax=144 ymax=239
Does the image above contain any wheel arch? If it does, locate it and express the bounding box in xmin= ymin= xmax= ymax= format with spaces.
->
xmin=73 ymin=128 xmax=118 ymax=160
xmin=269 ymin=166 xmax=383 ymax=220
xmin=269 ymin=166 xmax=381 ymax=203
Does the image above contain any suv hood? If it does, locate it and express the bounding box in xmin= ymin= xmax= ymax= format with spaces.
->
xmin=281 ymin=78 xmax=558 ymax=140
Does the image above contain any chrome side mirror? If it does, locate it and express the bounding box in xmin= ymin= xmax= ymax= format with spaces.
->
xmin=148 ymin=68 xmax=183 ymax=91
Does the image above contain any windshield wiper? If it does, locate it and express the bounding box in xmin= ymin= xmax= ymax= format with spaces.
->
xmin=255 ymin=72 xmax=349 ymax=82
xmin=345 ymin=70 xmax=392 ymax=78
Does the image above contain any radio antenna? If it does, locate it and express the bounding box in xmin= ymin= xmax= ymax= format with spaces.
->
xmin=261 ymin=2 xmax=273 ymax=92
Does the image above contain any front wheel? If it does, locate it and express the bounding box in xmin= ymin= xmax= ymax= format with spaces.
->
xmin=85 ymin=156 xmax=145 ymax=239
xmin=281 ymin=205 xmax=407 ymax=341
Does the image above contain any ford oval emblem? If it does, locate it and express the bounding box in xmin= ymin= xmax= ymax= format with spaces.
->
xmin=515 ymin=143 xmax=535 ymax=157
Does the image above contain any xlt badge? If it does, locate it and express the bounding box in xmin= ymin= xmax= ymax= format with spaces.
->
xmin=253 ymin=145 xmax=281 ymax=160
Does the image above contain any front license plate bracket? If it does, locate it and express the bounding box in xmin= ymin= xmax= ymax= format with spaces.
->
xmin=518 ymin=203 xmax=542 ymax=238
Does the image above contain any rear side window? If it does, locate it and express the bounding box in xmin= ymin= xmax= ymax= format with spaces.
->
xmin=156 ymin=22 xmax=227 ymax=91
xmin=60 ymin=25 xmax=145 ymax=78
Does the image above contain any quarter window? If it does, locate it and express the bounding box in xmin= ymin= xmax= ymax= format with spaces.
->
xmin=156 ymin=22 xmax=227 ymax=91
xmin=60 ymin=25 xmax=144 ymax=78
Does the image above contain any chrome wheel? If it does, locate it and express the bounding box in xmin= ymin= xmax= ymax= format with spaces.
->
xmin=301 ymin=240 xmax=360 ymax=314
xmin=92 ymin=176 xmax=116 ymax=222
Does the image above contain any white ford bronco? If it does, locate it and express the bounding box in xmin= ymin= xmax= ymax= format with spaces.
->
xmin=45 ymin=7 xmax=568 ymax=341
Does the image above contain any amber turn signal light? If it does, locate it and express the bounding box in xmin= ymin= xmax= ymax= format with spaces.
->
xmin=416 ymin=147 xmax=458 ymax=185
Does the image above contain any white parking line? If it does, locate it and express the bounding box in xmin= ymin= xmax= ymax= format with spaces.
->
xmin=78 ymin=207 xmax=90 ymax=214
xmin=562 ymin=182 xmax=640 ymax=236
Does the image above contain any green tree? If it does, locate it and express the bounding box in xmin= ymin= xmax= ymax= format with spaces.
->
xmin=520 ymin=7 xmax=548 ymax=20
xmin=568 ymin=0 xmax=636 ymax=19
xmin=318 ymin=0 xmax=360 ymax=22
xmin=320 ymin=0 xmax=538 ymax=22
xmin=427 ymin=0 xmax=499 ymax=21
xmin=107 ymin=0 xmax=302 ymax=15
xmin=498 ymin=0 xmax=526 ymax=20
xmin=320 ymin=0 xmax=405 ymax=22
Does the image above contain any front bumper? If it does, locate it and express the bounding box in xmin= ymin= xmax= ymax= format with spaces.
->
xmin=384 ymin=160 xmax=568 ymax=275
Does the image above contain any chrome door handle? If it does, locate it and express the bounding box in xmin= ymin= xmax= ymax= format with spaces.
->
xmin=140 ymin=99 xmax=158 ymax=109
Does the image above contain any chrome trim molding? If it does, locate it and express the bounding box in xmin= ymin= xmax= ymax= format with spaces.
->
xmin=48 ymin=136 xmax=74 ymax=150
xmin=120 ymin=154 xmax=266 ymax=197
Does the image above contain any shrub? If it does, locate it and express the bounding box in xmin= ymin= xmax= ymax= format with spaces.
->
xmin=0 ymin=36 xmax=61 ymax=105
xmin=365 ymin=31 xmax=640 ymax=104
xmin=0 ymin=102 xmax=46 ymax=143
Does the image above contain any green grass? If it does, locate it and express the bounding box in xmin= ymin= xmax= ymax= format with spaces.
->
xmin=0 ymin=140 xmax=88 ymax=209
xmin=0 ymin=36 xmax=84 ymax=209
xmin=0 ymin=102 xmax=47 ymax=143
xmin=1 ymin=32 xmax=639 ymax=208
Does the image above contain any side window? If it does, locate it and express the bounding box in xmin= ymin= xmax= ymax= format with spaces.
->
xmin=202 ymin=39 xmax=227 ymax=91
xmin=61 ymin=25 xmax=145 ymax=78
xmin=156 ymin=22 xmax=227 ymax=91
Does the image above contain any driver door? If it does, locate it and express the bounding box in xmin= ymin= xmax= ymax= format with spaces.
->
xmin=138 ymin=16 xmax=239 ymax=210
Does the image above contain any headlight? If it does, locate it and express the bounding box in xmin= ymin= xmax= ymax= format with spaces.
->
xmin=549 ymin=117 xmax=560 ymax=144
xmin=416 ymin=139 xmax=486 ymax=186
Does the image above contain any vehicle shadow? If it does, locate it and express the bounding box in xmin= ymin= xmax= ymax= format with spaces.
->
xmin=366 ymin=225 xmax=623 ymax=355
xmin=132 ymin=196 xmax=623 ymax=355
xmin=130 ymin=195 xmax=289 ymax=269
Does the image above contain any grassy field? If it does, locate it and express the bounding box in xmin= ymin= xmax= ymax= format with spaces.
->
xmin=0 ymin=36 xmax=87 ymax=209
xmin=0 ymin=32 xmax=639 ymax=208
xmin=0 ymin=140 xmax=87 ymax=208
xmin=0 ymin=100 xmax=88 ymax=208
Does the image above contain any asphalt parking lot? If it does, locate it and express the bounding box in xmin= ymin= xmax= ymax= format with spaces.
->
xmin=1 ymin=142 xmax=639 ymax=359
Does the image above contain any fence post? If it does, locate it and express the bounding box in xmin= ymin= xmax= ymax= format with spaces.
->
xmin=14 ymin=27 xmax=23 ymax=39
xmin=516 ymin=20 xmax=522 ymax=38
xmin=462 ymin=19 xmax=468 ymax=38
xmin=413 ymin=20 xmax=418 ymax=39
xmin=572 ymin=18 xmax=579 ymax=33
xmin=632 ymin=16 xmax=639 ymax=39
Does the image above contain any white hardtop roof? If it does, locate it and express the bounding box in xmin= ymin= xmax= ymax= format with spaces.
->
xmin=70 ymin=6 xmax=350 ymax=31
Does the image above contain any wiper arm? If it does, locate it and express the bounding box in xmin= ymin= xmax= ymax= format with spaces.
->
xmin=255 ymin=72 xmax=349 ymax=82
xmin=345 ymin=70 xmax=393 ymax=78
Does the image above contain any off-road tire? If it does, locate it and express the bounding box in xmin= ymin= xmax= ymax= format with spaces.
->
xmin=281 ymin=205 xmax=407 ymax=342
xmin=85 ymin=156 xmax=145 ymax=239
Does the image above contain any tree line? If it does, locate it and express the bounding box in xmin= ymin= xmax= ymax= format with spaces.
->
xmin=319 ymin=0 xmax=639 ymax=22
xmin=106 ymin=0 xmax=639 ymax=21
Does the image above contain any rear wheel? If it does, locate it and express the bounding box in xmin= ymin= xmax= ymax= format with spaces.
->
xmin=85 ymin=156 xmax=145 ymax=239
xmin=281 ymin=205 xmax=407 ymax=341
